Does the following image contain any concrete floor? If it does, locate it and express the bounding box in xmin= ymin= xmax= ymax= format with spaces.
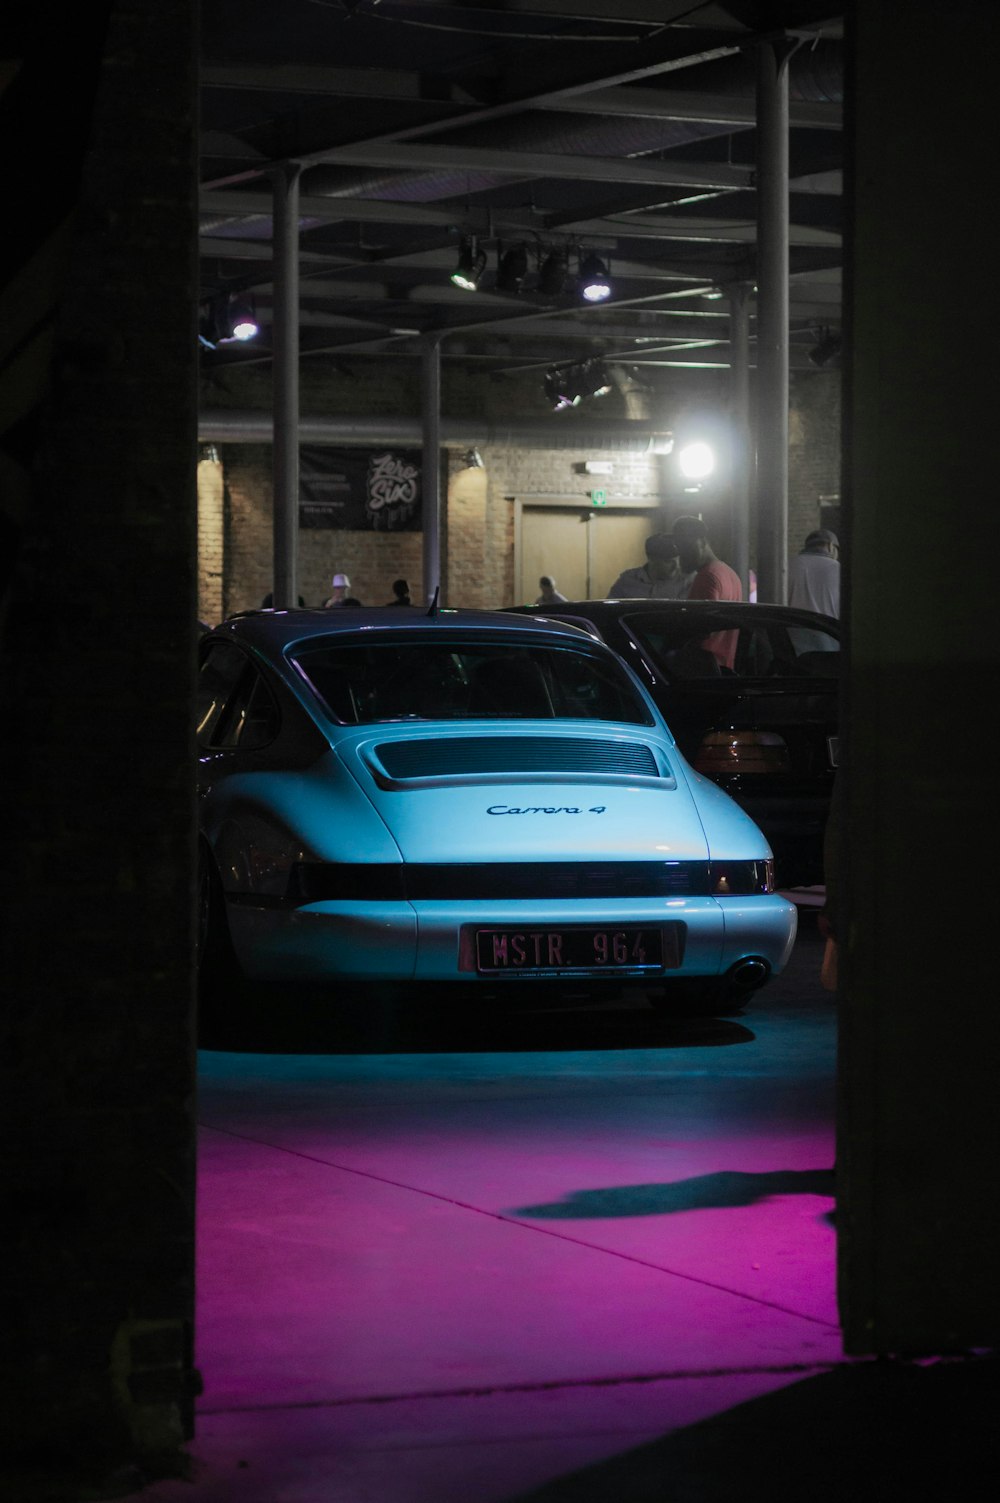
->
xmin=117 ymin=916 xmax=998 ymax=1502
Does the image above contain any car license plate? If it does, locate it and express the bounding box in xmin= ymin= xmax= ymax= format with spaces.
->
xmin=476 ymin=926 xmax=669 ymax=974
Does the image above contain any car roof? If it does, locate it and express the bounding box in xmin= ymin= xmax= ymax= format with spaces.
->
xmin=206 ymin=606 xmax=601 ymax=653
xmin=505 ymin=599 xmax=840 ymax=633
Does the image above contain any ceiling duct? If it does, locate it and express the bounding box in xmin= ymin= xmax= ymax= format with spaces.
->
xmin=198 ymin=410 xmax=673 ymax=455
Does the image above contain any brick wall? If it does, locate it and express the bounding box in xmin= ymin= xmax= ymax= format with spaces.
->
xmin=199 ymin=358 xmax=841 ymax=617
xmin=789 ymin=369 xmax=842 ymax=548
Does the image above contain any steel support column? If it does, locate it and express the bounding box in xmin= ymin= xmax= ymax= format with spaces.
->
xmin=728 ymin=281 xmax=753 ymax=598
xmin=271 ymin=163 xmax=300 ymax=609
xmin=421 ymin=335 xmax=442 ymax=606
xmin=755 ymin=40 xmax=794 ymax=604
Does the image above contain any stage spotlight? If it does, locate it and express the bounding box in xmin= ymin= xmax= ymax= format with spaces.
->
xmin=586 ymin=359 xmax=613 ymax=398
xmin=538 ymin=248 xmax=569 ymax=296
xmin=544 ymin=358 xmax=614 ymax=411
xmin=451 ymin=237 xmax=487 ymax=291
xmin=198 ymin=292 xmax=259 ymax=348
xmin=544 ymin=367 xmax=575 ymax=411
xmin=223 ymin=294 xmax=258 ymax=342
xmin=496 ymin=243 xmax=529 ymax=293
xmin=579 ymin=252 xmax=612 ymax=302
xmin=809 ymin=329 xmax=842 ymax=368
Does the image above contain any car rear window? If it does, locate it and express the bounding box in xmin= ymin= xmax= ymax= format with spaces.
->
xmin=289 ymin=639 xmax=654 ymax=726
xmin=624 ymin=612 xmax=840 ymax=680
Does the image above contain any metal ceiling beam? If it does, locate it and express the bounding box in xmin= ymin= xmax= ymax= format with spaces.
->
xmin=556 ymin=214 xmax=842 ymax=245
xmin=538 ymin=86 xmax=842 ymax=129
xmin=202 ymin=29 xmax=744 ymax=190
xmin=199 ymin=193 xmax=841 ymax=249
xmin=200 ymin=63 xmax=479 ymax=105
xmin=200 ymin=68 xmax=841 ymax=131
xmin=201 ymin=191 xmax=477 ymax=230
xmin=293 ymin=141 xmax=755 ymax=192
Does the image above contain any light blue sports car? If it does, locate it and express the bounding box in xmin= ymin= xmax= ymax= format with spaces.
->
xmin=197 ymin=608 xmax=796 ymax=1016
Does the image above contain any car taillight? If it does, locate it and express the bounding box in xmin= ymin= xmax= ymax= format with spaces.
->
xmin=694 ymin=731 xmax=790 ymax=776
xmin=709 ymin=859 xmax=775 ymax=895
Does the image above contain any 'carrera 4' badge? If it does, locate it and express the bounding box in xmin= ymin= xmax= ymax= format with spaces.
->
xmin=487 ymin=804 xmax=606 ymax=815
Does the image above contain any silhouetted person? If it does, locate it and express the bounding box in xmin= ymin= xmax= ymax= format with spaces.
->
xmin=606 ymin=533 xmax=692 ymax=599
xmin=535 ymin=575 xmax=567 ymax=605
xmin=385 ymin=578 xmax=412 ymax=606
xmin=261 ymin=591 xmax=305 ymax=609
xmin=788 ymin=529 xmax=840 ymax=618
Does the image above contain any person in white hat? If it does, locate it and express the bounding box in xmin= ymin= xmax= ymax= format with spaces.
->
xmin=324 ymin=572 xmax=352 ymax=608
xmin=788 ymin=529 xmax=840 ymax=619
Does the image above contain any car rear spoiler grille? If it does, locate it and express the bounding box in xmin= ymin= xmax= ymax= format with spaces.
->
xmin=374 ymin=735 xmax=661 ymax=780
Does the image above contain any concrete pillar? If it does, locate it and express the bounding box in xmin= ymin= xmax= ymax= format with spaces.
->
xmin=838 ymin=0 xmax=1000 ymax=1354
xmin=421 ymin=335 xmax=442 ymax=606
xmin=754 ymin=39 xmax=793 ymax=604
xmin=728 ymin=281 xmax=753 ymax=597
xmin=0 ymin=0 xmax=199 ymax=1480
xmin=272 ymin=162 xmax=301 ymax=610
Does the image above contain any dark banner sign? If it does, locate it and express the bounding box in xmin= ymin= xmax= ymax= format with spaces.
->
xmin=299 ymin=447 xmax=422 ymax=531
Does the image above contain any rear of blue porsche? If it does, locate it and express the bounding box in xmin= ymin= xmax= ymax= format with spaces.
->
xmin=212 ymin=617 xmax=795 ymax=1004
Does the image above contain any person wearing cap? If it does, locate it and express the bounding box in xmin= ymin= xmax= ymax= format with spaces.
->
xmin=324 ymin=571 xmax=353 ymax=608
xmin=605 ymin=532 xmax=693 ymax=600
xmin=788 ymin=528 xmax=840 ymax=619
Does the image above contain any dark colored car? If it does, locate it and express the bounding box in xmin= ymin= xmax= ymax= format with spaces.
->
xmin=503 ymin=599 xmax=840 ymax=889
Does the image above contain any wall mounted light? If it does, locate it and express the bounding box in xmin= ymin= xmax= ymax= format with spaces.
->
xmin=451 ymin=237 xmax=487 ymax=291
xmin=677 ymin=441 xmax=716 ymax=481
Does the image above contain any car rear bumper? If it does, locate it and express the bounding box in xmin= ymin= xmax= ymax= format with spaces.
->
xmin=226 ymin=894 xmax=796 ymax=984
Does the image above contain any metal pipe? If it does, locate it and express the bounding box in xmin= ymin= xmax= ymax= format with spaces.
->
xmin=421 ymin=336 xmax=442 ymax=607
xmin=199 ymin=411 xmax=674 ymax=453
xmin=271 ymin=163 xmax=300 ymax=609
xmin=754 ymin=40 xmax=795 ymax=605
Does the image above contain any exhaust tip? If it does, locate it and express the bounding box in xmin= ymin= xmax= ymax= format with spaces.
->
xmin=728 ymin=957 xmax=770 ymax=992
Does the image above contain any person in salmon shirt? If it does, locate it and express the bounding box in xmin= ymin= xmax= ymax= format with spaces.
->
xmin=671 ymin=515 xmax=742 ymax=669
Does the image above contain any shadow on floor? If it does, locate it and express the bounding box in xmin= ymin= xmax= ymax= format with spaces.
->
xmin=198 ymin=982 xmax=756 ymax=1056
xmin=506 ymin=1355 xmax=1000 ymax=1502
xmin=511 ymin=1168 xmax=836 ymax=1220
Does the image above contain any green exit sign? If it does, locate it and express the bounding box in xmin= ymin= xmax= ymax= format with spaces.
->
xmin=590 ymin=488 xmax=607 ymax=506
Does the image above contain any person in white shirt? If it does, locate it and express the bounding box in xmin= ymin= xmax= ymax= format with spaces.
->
xmin=788 ymin=529 xmax=840 ymax=619
xmin=535 ymin=575 xmax=568 ymax=605
xmin=606 ymin=533 xmax=694 ymax=599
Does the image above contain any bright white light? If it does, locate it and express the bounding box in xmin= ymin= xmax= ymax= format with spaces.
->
xmin=678 ymin=441 xmax=715 ymax=479
xmin=231 ymin=319 xmax=258 ymax=341
xmin=581 ymin=280 xmax=611 ymax=303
